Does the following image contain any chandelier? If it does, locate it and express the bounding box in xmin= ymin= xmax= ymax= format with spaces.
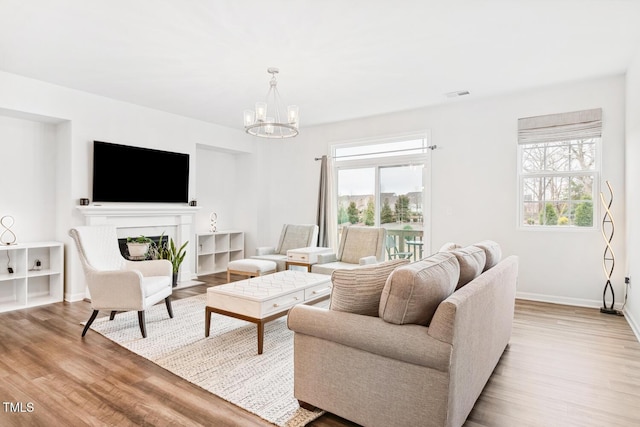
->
xmin=244 ymin=67 xmax=299 ymax=139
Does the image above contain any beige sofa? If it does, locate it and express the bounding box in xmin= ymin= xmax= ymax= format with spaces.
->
xmin=288 ymin=243 xmax=518 ymax=427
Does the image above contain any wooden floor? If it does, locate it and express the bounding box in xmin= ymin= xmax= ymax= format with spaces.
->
xmin=1 ymin=273 xmax=639 ymax=427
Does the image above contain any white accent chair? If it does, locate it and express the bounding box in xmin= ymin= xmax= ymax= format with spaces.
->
xmin=311 ymin=226 xmax=387 ymax=275
xmin=69 ymin=226 xmax=174 ymax=338
xmin=251 ymin=224 xmax=319 ymax=271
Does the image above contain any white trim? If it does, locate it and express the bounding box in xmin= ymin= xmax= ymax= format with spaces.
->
xmin=65 ymin=291 xmax=87 ymax=303
xmin=516 ymin=137 xmax=601 ymax=230
xmin=517 ymin=291 xmax=623 ymax=310
xmin=624 ymin=307 xmax=640 ymax=343
xmin=330 ymin=131 xmax=432 ymax=255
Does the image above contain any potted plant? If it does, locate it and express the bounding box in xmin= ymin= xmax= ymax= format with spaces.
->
xmin=147 ymin=234 xmax=188 ymax=287
xmin=126 ymin=235 xmax=153 ymax=259
xmin=167 ymin=238 xmax=188 ymax=287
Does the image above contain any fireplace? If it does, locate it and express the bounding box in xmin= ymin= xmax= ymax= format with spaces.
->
xmin=76 ymin=205 xmax=198 ymax=284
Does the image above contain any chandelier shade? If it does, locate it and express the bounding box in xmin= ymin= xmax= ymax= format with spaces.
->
xmin=244 ymin=68 xmax=299 ymax=139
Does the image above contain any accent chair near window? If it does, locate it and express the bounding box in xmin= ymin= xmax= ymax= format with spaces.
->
xmin=251 ymin=224 xmax=319 ymax=271
xmin=311 ymin=226 xmax=386 ymax=275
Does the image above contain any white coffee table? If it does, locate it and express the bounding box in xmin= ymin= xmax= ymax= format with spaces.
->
xmin=205 ymin=270 xmax=331 ymax=354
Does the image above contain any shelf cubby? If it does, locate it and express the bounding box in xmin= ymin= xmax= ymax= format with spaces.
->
xmin=196 ymin=231 xmax=244 ymax=276
xmin=0 ymin=242 xmax=63 ymax=313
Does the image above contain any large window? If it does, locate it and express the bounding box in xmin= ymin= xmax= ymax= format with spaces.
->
xmin=333 ymin=135 xmax=430 ymax=259
xmin=518 ymin=109 xmax=601 ymax=228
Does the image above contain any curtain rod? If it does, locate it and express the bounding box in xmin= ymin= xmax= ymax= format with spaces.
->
xmin=314 ymin=145 xmax=437 ymax=161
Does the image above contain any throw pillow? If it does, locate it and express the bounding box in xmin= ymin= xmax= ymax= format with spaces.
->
xmin=330 ymin=258 xmax=410 ymax=316
xmin=450 ymin=246 xmax=486 ymax=289
xmin=379 ymin=252 xmax=460 ymax=326
xmin=473 ymin=240 xmax=502 ymax=271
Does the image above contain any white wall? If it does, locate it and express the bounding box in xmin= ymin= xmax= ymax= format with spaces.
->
xmin=625 ymin=48 xmax=640 ymax=339
xmin=0 ymin=71 xmax=254 ymax=301
xmin=0 ymin=115 xmax=58 ymax=241
xmin=0 ymin=68 xmax=633 ymax=321
xmin=264 ymin=75 xmax=627 ymax=308
xmin=195 ymin=144 xmax=241 ymax=232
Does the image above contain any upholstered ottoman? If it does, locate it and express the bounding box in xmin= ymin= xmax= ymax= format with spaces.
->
xmin=227 ymin=259 xmax=277 ymax=282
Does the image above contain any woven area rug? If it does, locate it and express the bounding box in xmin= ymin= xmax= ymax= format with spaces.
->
xmin=89 ymin=294 xmax=325 ymax=426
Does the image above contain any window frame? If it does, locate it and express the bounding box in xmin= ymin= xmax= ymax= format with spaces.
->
xmin=517 ymin=137 xmax=601 ymax=231
xmin=331 ymin=132 xmax=432 ymax=248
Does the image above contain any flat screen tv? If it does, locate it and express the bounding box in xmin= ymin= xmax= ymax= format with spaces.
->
xmin=92 ymin=141 xmax=189 ymax=203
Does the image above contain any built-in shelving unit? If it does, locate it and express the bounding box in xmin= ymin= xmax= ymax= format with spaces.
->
xmin=196 ymin=231 xmax=244 ymax=276
xmin=0 ymin=241 xmax=64 ymax=313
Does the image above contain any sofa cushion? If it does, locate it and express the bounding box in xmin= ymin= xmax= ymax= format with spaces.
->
xmin=330 ymin=258 xmax=409 ymax=316
xmin=438 ymin=242 xmax=461 ymax=252
xmin=379 ymin=252 xmax=459 ymax=325
xmin=449 ymin=246 xmax=486 ymax=289
xmin=474 ymin=240 xmax=502 ymax=271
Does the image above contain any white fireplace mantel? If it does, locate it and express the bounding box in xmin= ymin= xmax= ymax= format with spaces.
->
xmin=76 ymin=205 xmax=200 ymax=283
xmin=77 ymin=205 xmax=199 ymax=219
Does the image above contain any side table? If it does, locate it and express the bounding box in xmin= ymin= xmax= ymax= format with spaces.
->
xmin=285 ymin=259 xmax=314 ymax=272
xmin=285 ymin=246 xmax=333 ymax=273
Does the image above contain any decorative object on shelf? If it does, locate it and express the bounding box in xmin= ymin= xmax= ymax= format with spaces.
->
xmin=126 ymin=235 xmax=153 ymax=260
xmin=79 ymin=198 xmax=90 ymax=206
xmin=209 ymin=212 xmax=218 ymax=232
xmin=600 ymin=180 xmax=619 ymax=315
xmin=243 ymin=67 xmax=299 ymax=139
xmin=1 ymin=215 xmax=17 ymax=245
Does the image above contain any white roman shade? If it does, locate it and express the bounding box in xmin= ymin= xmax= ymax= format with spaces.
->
xmin=518 ymin=108 xmax=602 ymax=144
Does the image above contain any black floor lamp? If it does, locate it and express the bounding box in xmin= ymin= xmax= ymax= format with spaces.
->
xmin=600 ymin=181 xmax=619 ymax=315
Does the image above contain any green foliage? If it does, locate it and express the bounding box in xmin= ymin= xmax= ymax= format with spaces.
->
xmin=127 ymin=235 xmax=152 ymax=244
xmin=364 ymin=198 xmax=375 ymax=226
xmin=541 ymin=203 xmax=558 ymax=225
xmin=574 ymin=201 xmax=593 ymax=227
xmin=347 ymin=201 xmax=359 ymax=225
xmin=148 ymin=233 xmax=169 ymax=260
xmin=167 ymin=238 xmax=189 ymax=273
xmin=337 ymin=205 xmax=349 ymax=224
xmin=380 ymin=198 xmax=394 ymax=224
xmin=395 ymin=194 xmax=410 ymax=223
xmin=148 ymin=233 xmax=188 ymax=273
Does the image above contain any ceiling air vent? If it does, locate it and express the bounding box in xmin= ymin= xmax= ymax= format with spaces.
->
xmin=445 ymin=90 xmax=470 ymax=98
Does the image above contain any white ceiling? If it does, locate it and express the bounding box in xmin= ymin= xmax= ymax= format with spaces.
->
xmin=1 ymin=0 xmax=640 ymax=129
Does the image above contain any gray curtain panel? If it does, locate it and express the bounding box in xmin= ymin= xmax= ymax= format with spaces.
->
xmin=316 ymin=155 xmax=329 ymax=247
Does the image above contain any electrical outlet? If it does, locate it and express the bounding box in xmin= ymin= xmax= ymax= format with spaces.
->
xmin=625 ymin=276 xmax=631 ymax=286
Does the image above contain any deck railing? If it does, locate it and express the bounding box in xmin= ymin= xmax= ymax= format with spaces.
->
xmin=385 ymin=228 xmax=424 ymax=261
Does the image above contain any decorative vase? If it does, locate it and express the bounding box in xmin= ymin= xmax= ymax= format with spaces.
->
xmin=172 ymin=272 xmax=178 ymax=288
xmin=127 ymin=242 xmax=149 ymax=259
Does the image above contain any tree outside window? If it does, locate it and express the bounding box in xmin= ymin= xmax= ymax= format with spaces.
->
xmin=521 ymin=138 xmax=596 ymax=227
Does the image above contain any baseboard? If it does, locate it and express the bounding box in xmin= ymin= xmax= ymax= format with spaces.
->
xmin=64 ymin=291 xmax=87 ymax=303
xmin=624 ymin=307 xmax=640 ymax=342
xmin=516 ymin=292 xmax=624 ymax=310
